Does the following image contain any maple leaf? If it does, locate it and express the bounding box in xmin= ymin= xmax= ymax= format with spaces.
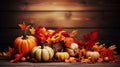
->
xmin=70 ymin=30 xmax=78 ymax=37
xmin=83 ymin=30 xmax=99 ymax=50
xmin=84 ymin=30 xmax=98 ymax=41
xmin=29 ymin=27 xmax=35 ymax=34
xmin=18 ymin=22 xmax=27 ymax=30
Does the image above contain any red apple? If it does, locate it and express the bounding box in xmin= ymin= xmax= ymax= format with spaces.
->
xmin=26 ymin=56 xmax=30 ymax=61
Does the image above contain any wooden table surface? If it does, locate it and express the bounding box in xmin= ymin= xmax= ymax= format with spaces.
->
xmin=0 ymin=60 xmax=120 ymax=67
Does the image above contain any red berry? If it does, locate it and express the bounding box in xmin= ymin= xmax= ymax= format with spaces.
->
xmin=26 ymin=56 xmax=30 ymax=61
xmin=21 ymin=57 xmax=26 ymax=62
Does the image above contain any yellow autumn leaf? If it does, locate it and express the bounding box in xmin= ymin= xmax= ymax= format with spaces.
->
xmin=70 ymin=30 xmax=78 ymax=37
xmin=109 ymin=45 xmax=116 ymax=50
xmin=29 ymin=27 xmax=35 ymax=34
xmin=2 ymin=52 xmax=7 ymax=57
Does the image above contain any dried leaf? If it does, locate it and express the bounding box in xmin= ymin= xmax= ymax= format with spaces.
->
xmin=18 ymin=22 xmax=27 ymax=30
xmin=29 ymin=27 xmax=35 ymax=34
xmin=109 ymin=45 xmax=116 ymax=50
xmin=70 ymin=30 xmax=78 ymax=37
xmin=83 ymin=30 xmax=99 ymax=50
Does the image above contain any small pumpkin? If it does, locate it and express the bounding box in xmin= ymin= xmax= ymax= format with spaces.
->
xmin=86 ymin=51 xmax=100 ymax=60
xmin=69 ymin=43 xmax=78 ymax=50
xmin=31 ymin=45 xmax=54 ymax=61
xmin=66 ymin=48 xmax=79 ymax=57
xmin=14 ymin=35 xmax=37 ymax=56
xmin=66 ymin=43 xmax=79 ymax=57
xmin=14 ymin=23 xmax=37 ymax=56
xmin=55 ymin=51 xmax=69 ymax=61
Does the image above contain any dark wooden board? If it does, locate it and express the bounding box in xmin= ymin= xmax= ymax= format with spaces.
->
xmin=0 ymin=0 xmax=119 ymax=10
xmin=0 ymin=60 xmax=120 ymax=67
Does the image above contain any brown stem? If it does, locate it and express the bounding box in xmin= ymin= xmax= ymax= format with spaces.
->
xmin=22 ymin=25 xmax=31 ymax=39
xmin=22 ymin=30 xmax=27 ymax=39
xmin=41 ymin=43 xmax=44 ymax=49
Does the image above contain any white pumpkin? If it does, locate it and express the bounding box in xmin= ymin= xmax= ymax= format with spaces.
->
xmin=66 ymin=43 xmax=79 ymax=57
xmin=69 ymin=43 xmax=78 ymax=50
xmin=31 ymin=46 xmax=54 ymax=61
xmin=86 ymin=51 xmax=100 ymax=59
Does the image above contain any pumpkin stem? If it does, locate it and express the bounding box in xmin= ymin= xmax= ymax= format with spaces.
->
xmin=41 ymin=42 xmax=45 ymax=49
xmin=91 ymin=49 xmax=94 ymax=52
xmin=41 ymin=45 xmax=44 ymax=49
xmin=22 ymin=25 xmax=31 ymax=39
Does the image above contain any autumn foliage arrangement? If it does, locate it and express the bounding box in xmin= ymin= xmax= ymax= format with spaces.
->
xmin=0 ymin=23 xmax=118 ymax=63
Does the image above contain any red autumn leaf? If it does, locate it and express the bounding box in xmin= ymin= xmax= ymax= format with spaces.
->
xmin=35 ymin=26 xmax=48 ymax=43
xmin=83 ymin=30 xmax=99 ymax=50
xmin=84 ymin=30 xmax=98 ymax=41
xmin=90 ymin=30 xmax=98 ymax=40
xmin=58 ymin=27 xmax=62 ymax=31
xmin=18 ymin=22 xmax=27 ymax=30
xmin=85 ymin=40 xmax=96 ymax=50
xmin=75 ymin=40 xmax=84 ymax=49
xmin=75 ymin=40 xmax=79 ymax=45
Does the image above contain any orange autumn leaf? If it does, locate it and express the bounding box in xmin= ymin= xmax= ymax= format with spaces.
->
xmin=70 ymin=30 xmax=78 ymax=37
xmin=18 ymin=22 xmax=27 ymax=30
xmin=2 ymin=47 xmax=14 ymax=58
xmin=46 ymin=37 xmax=52 ymax=45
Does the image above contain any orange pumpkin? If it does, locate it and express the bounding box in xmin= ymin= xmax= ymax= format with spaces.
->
xmin=14 ymin=35 xmax=37 ymax=56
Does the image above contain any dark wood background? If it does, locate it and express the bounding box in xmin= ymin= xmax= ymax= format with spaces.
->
xmin=0 ymin=0 xmax=120 ymax=53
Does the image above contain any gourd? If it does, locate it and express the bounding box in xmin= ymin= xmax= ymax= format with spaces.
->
xmin=14 ymin=36 xmax=37 ymax=56
xmin=55 ymin=51 xmax=69 ymax=61
xmin=86 ymin=51 xmax=100 ymax=59
xmin=31 ymin=45 xmax=54 ymax=61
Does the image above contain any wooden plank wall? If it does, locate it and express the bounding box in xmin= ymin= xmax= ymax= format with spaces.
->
xmin=0 ymin=0 xmax=120 ymax=53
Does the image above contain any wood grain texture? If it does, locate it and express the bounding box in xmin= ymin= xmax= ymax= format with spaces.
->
xmin=0 ymin=60 xmax=120 ymax=67
xmin=0 ymin=0 xmax=120 ymax=53
xmin=0 ymin=12 xmax=120 ymax=28
xmin=0 ymin=0 xmax=119 ymax=10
